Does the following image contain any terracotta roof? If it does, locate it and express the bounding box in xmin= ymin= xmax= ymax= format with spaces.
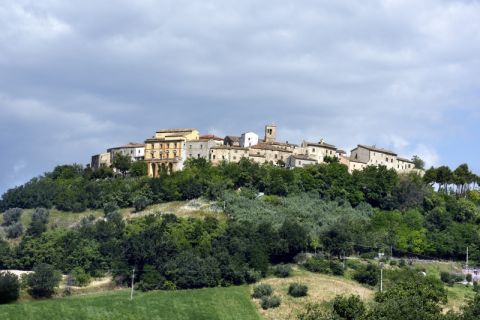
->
xmin=267 ymin=141 xmax=298 ymax=147
xmin=304 ymin=140 xmax=337 ymax=150
xmin=355 ymin=144 xmax=397 ymax=156
xmin=211 ymin=146 xmax=249 ymax=151
xmin=199 ymin=134 xmax=223 ymax=141
xmin=397 ymin=157 xmax=414 ymax=163
xmin=290 ymin=154 xmax=317 ymax=161
xmin=251 ymin=144 xmax=293 ymax=153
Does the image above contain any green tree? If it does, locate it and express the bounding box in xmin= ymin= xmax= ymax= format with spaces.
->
xmin=26 ymin=263 xmax=62 ymax=298
xmin=112 ymin=153 xmax=132 ymax=176
xmin=412 ymin=155 xmax=425 ymax=170
xmin=0 ymin=272 xmax=20 ymax=304
xmin=332 ymin=295 xmax=366 ymax=320
xmin=130 ymin=161 xmax=148 ymax=177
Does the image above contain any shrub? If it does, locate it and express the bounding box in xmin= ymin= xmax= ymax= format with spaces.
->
xmin=245 ymin=269 xmax=262 ymax=284
xmin=103 ymin=202 xmax=119 ymax=215
xmin=0 ymin=272 xmax=20 ymax=304
xmin=390 ymin=260 xmax=398 ymax=266
xmin=133 ymin=196 xmax=150 ymax=212
xmin=353 ymin=264 xmax=379 ymax=286
xmin=332 ymin=295 xmax=366 ymax=320
xmin=346 ymin=259 xmax=362 ymax=271
xmin=399 ymin=259 xmax=406 ymax=267
xmin=261 ymin=295 xmax=281 ymax=309
xmin=330 ymin=260 xmax=344 ymax=276
xmin=305 ymin=257 xmax=330 ymax=274
xmin=32 ymin=208 xmax=49 ymax=224
xmin=2 ymin=208 xmax=22 ymax=226
xmin=26 ymin=263 xmax=62 ymax=298
xmin=288 ymin=283 xmax=308 ymax=297
xmin=359 ymin=252 xmax=377 ymax=260
xmin=252 ymin=284 xmax=273 ymax=298
xmin=440 ymin=272 xmax=453 ymax=285
xmin=71 ymin=267 xmax=91 ymax=287
xmin=273 ymin=264 xmax=291 ymax=278
xmin=6 ymin=222 xmax=23 ymax=239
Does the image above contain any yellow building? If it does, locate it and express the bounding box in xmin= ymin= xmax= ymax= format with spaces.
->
xmin=144 ymin=128 xmax=199 ymax=177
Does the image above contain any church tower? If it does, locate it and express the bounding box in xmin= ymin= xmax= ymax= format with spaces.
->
xmin=264 ymin=124 xmax=277 ymax=143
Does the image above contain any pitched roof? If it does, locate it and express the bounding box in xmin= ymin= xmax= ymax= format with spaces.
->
xmin=290 ymin=154 xmax=317 ymax=161
xmin=304 ymin=140 xmax=337 ymax=150
xmin=355 ymin=144 xmax=397 ymax=156
xmin=397 ymin=157 xmax=414 ymax=163
xmin=224 ymin=136 xmax=240 ymax=142
xmin=199 ymin=134 xmax=224 ymax=141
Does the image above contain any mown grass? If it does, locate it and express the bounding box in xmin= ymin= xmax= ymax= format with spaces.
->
xmin=0 ymin=286 xmax=261 ymax=320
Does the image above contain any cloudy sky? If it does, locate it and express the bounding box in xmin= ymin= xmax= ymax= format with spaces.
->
xmin=1 ymin=0 xmax=479 ymax=193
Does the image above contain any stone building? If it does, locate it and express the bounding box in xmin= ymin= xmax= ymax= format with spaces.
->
xmin=209 ymin=146 xmax=249 ymax=165
xmin=186 ymin=135 xmax=224 ymax=160
xmin=301 ymin=139 xmax=338 ymax=163
xmin=145 ymin=128 xmax=199 ymax=177
xmin=348 ymin=144 xmax=418 ymax=174
xmin=91 ymin=152 xmax=111 ymax=170
xmin=224 ymin=136 xmax=240 ymax=147
xmin=286 ymin=154 xmax=317 ymax=169
xmin=397 ymin=157 xmax=415 ymax=173
xmin=264 ymin=124 xmax=277 ymax=143
xmin=249 ymin=143 xmax=293 ymax=165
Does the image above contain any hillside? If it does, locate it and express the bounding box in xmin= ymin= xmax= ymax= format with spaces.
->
xmin=0 ymin=286 xmax=261 ymax=320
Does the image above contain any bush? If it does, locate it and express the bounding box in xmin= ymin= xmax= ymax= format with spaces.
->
xmin=399 ymin=259 xmax=406 ymax=267
xmin=305 ymin=257 xmax=331 ymax=274
xmin=71 ymin=267 xmax=91 ymax=287
xmin=252 ymin=284 xmax=273 ymax=298
xmin=133 ymin=196 xmax=150 ymax=212
xmin=245 ymin=269 xmax=262 ymax=284
xmin=440 ymin=272 xmax=453 ymax=285
xmin=332 ymin=295 xmax=366 ymax=320
xmin=2 ymin=208 xmax=22 ymax=226
xmin=353 ymin=264 xmax=379 ymax=286
xmin=32 ymin=208 xmax=49 ymax=224
xmin=6 ymin=222 xmax=23 ymax=239
xmin=103 ymin=202 xmax=119 ymax=215
xmin=0 ymin=272 xmax=20 ymax=304
xmin=26 ymin=263 xmax=62 ymax=298
xmin=330 ymin=260 xmax=344 ymax=276
xmin=390 ymin=260 xmax=398 ymax=266
xmin=261 ymin=295 xmax=281 ymax=309
xmin=360 ymin=252 xmax=377 ymax=260
xmin=288 ymin=283 xmax=308 ymax=297
xmin=273 ymin=264 xmax=291 ymax=278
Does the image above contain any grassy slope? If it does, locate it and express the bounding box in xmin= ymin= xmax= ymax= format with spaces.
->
xmin=0 ymin=287 xmax=261 ymax=320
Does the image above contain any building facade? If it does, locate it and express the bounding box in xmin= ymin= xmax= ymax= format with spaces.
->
xmin=186 ymin=137 xmax=224 ymax=160
xmin=240 ymin=132 xmax=259 ymax=148
xmin=286 ymin=154 xmax=317 ymax=169
xmin=91 ymin=152 xmax=111 ymax=170
xmin=107 ymin=143 xmax=145 ymax=163
xmin=145 ymin=128 xmax=199 ymax=177
xmin=209 ymin=146 xmax=249 ymax=165
xmin=301 ymin=140 xmax=338 ymax=164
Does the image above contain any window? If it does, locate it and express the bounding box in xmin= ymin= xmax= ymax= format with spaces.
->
xmin=197 ymin=154 xmax=201 ymax=158
xmin=222 ymin=156 xmax=225 ymax=160
xmin=200 ymin=145 xmax=203 ymax=149
xmin=386 ymin=157 xmax=388 ymax=162
xmin=189 ymin=154 xmax=192 ymax=157
xmin=233 ymin=156 xmax=237 ymax=160
xmin=312 ymin=148 xmax=315 ymax=152
xmin=213 ymin=155 xmax=216 ymax=160
xmin=189 ymin=145 xmax=192 ymax=149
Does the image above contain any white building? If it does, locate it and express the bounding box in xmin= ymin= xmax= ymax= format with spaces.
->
xmin=240 ymin=132 xmax=259 ymax=148
xmin=107 ymin=143 xmax=145 ymax=163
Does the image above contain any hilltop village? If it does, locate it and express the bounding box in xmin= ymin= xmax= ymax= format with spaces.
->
xmin=91 ymin=125 xmax=421 ymax=176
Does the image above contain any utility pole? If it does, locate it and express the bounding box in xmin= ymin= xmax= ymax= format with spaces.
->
xmin=130 ymin=267 xmax=135 ymax=301
xmin=380 ymin=263 xmax=384 ymax=293
xmin=466 ymin=246 xmax=469 ymax=269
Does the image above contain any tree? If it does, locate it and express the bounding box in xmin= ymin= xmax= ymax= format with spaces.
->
xmin=130 ymin=161 xmax=148 ymax=177
xmin=6 ymin=222 xmax=23 ymax=239
xmin=0 ymin=272 xmax=20 ymax=304
xmin=112 ymin=153 xmax=132 ymax=176
xmin=436 ymin=166 xmax=453 ymax=193
xmin=26 ymin=208 xmax=50 ymax=237
xmin=412 ymin=155 xmax=425 ymax=170
xmin=26 ymin=263 xmax=62 ymax=298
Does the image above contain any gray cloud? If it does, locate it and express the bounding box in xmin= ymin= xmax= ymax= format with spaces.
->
xmin=1 ymin=0 xmax=480 ymax=193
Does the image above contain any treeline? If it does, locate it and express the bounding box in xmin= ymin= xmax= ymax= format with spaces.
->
xmin=0 ymin=158 xmax=432 ymax=212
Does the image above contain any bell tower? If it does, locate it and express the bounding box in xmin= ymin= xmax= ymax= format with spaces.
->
xmin=264 ymin=124 xmax=277 ymax=143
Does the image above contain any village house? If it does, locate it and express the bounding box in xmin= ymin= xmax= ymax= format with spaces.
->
xmin=348 ymin=144 xmax=417 ymax=174
xmin=224 ymin=136 xmax=240 ymax=147
xmin=301 ymin=139 xmax=338 ymax=163
xmin=145 ymin=128 xmax=199 ymax=177
xmin=107 ymin=143 xmax=145 ymax=163
xmin=186 ymin=135 xmax=224 ymax=160
xmin=209 ymin=146 xmax=249 ymax=165
xmin=249 ymin=143 xmax=293 ymax=165
xmin=240 ymin=132 xmax=259 ymax=148
xmin=91 ymin=152 xmax=111 ymax=170
xmin=286 ymin=154 xmax=317 ymax=169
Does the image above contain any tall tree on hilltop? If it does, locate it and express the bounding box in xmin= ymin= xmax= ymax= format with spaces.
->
xmin=112 ymin=153 xmax=132 ymax=176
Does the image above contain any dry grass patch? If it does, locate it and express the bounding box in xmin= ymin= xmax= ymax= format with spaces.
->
xmin=253 ymin=268 xmax=374 ymax=320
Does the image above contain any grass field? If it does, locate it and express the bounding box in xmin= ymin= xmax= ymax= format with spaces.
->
xmin=0 ymin=286 xmax=261 ymax=320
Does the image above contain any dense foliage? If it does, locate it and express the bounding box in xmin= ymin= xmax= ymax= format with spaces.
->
xmin=0 ymin=272 xmax=20 ymax=304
